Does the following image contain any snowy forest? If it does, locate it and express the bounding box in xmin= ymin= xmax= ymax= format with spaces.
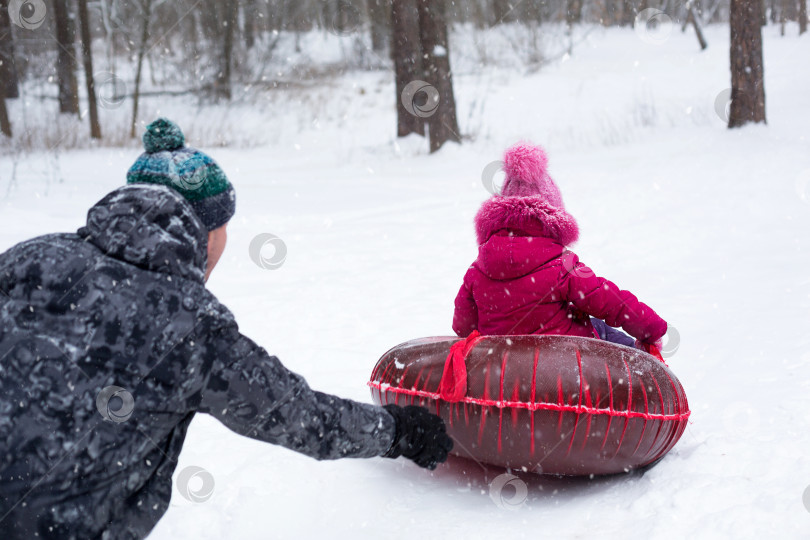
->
xmin=0 ymin=0 xmax=802 ymax=153
xmin=1 ymin=0 xmax=809 ymax=539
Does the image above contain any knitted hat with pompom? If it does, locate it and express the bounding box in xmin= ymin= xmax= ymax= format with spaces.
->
xmin=500 ymin=142 xmax=565 ymax=209
xmin=127 ymin=118 xmax=236 ymax=231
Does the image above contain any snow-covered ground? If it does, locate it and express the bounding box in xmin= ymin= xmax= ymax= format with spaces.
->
xmin=2 ymin=22 xmax=810 ymax=539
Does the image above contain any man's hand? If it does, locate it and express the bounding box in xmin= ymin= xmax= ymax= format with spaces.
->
xmin=382 ymin=405 xmax=454 ymax=470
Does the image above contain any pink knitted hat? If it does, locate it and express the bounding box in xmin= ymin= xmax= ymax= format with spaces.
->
xmin=500 ymin=142 xmax=565 ymax=208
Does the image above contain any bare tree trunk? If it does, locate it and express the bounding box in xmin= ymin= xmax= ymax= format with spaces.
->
xmin=244 ymin=0 xmax=257 ymax=49
xmin=77 ymin=0 xmax=101 ymax=138
xmin=417 ymin=0 xmax=460 ymax=153
xmin=491 ymin=0 xmax=512 ymax=24
xmin=470 ymin=0 xmax=488 ymax=28
xmin=0 ymin=81 xmax=10 ymax=137
xmin=215 ymin=0 xmax=237 ymax=99
xmin=53 ymin=0 xmax=80 ymax=114
xmin=256 ymin=0 xmax=272 ymax=33
xmin=708 ymin=0 xmax=723 ymax=21
xmin=523 ymin=0 xmax=543 ymax=23
xmin=684 ymin=0 xmax=709 ymax=49
xmin=729 ymin=0 xmax=767 ymax=127
xmin=800 ymin=0 xmax=808 ymax=33
xmin=620 ymin=0 xmax=637 ymax=26
xmin=784 ymin=0 xmax=800 ymax=20
xmin=602 ymin=0 xmax=621 ymax=25
xmin=283 ymin=0 xmax=303 ymax=31
xmin=130 ymin=0 xmax=153 ymax=138
xmin=566 ymin=0 xmax=584 ymax=25
xmin=182 ymin=8 xmax=196 ymax=59
xmin=391 ymin=0 xmax=424 ymax=137
xmin=0 ymin=0 xmax=19 ymax=99
xmin=320 ymin=1 xmax=334 ymax=31
xmin=201 ymin=0 xmax=222 ymax=38
xmin=367 ymin=0 xmax=391 ymax=53
xmin=691 ymin=14 xmax=709 ymax=50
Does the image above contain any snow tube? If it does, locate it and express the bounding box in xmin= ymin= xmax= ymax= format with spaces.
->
xmin=369 ymin=333 xmax=690 ymax=476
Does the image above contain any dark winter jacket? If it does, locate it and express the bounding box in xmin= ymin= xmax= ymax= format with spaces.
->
xmin=0 ymin=185 xmax=395 ymax=540
xmin=453 ymin=195 xmax=667 ymax=342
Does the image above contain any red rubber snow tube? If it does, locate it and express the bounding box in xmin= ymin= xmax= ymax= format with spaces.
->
xmin=369 ymin=334 xmax=690 ymax=476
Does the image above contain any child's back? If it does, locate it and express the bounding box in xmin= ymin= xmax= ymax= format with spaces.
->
xmin=453 ymin=143 xmax=666 ymax=346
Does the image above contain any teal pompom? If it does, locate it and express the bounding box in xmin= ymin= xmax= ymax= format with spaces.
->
xmin=143 ymin=118 xmax=185 ymax=153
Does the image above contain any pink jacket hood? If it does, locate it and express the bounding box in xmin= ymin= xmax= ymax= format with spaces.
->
xmin=474 ymin=195 xmax=579 ymax=247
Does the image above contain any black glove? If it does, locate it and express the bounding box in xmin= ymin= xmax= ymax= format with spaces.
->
xmin=382 ymin=405 xmax=454 ymax=470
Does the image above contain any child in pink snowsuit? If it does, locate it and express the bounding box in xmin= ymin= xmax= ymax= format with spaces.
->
xmin=453 ymin=143 xmax=666 ymax=349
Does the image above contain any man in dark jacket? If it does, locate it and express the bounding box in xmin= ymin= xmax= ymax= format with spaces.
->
xmin=0 ymin=119 xmax=452 ymax=539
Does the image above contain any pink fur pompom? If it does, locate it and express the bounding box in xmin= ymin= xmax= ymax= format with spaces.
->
xmin=503 ymin=143 xmax=548 ymax=188
xmin=500 ymin=142 xmax=564 ymax=208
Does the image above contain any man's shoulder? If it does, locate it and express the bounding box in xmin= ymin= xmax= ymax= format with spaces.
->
xmin=0 ymin=233 xmax=92 ymax=283
xmin=1 ymin=232 xmax=85 ymax=258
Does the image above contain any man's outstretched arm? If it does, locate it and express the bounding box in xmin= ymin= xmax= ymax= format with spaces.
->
xmin=199 ymin=324 xmax=396 ymax=460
